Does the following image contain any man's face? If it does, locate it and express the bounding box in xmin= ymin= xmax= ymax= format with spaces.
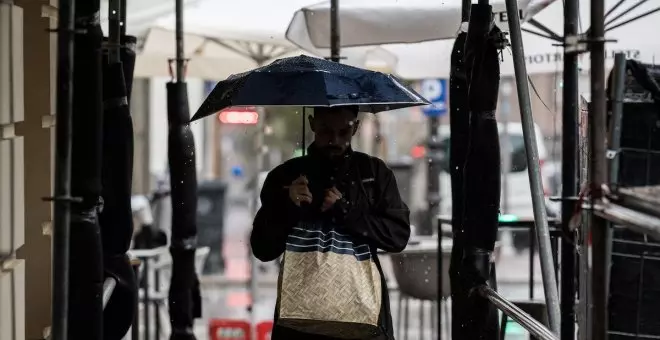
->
xmin=309 ymin=108 xmax=359 ymax=158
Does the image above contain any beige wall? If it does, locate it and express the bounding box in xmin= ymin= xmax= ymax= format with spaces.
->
xmin=1 ymin=2 xmax=26 ymax=339
xmin=1 ymin=0 xmax=56 ymax=339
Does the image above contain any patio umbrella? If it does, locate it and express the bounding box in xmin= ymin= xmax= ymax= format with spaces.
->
xmin=134 ymin=0 xmax=317 ymax=80
xmin=191 ymin=54 xmax=430 ymax=122
xmin=135 ymin=27 xmax=302 ymax=80
xmin=286 ymin=0 xmax=535 ymax=48
xmin=68 ymin=0 xmax=105 ymax=338
xmin=286 ymin=0 xmax=659 ymax=78
xmin=285 ymin=0 xmax=553 ymax=79
xmin=99 ymin=0 xmax=203 ymax=35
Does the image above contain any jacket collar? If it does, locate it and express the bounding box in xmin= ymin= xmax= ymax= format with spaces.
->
xmin=306 ymin=142 xmax=353 ymax=161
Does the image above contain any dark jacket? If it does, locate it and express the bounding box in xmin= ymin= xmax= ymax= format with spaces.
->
xmin=251 ymin=145 xmax=411 ymax=340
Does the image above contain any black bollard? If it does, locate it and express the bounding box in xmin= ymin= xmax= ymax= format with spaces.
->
xmin=449 ymin=3 xmax=503 ymax=339
xmin=448 ymin=29 xmax=470 ymax=340
xmin=167 ymin=81 xmax=202 ymax=340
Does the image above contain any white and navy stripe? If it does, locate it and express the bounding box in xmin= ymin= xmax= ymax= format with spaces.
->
xmin=286 ymin=223 xmax=372 ymax=261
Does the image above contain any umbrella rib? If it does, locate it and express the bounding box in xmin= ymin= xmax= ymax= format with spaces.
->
xmin=604 ymin=0 xmax=628 ymax=21
xmin=206 ymin=36 xmax=294 ymax=65
xmin=206 ymin=36 xmax=254 ymax=60
xmin=606 ymin=5 xmax=660 ymax=32
xmin=586 ymin=0 xmax=654 ymax=34
xmin=603 ymin=0 xmax=649 ymax=29
xmin=522 ymin=27 xmax=562 ymax=42
xmin=527 ymin=19 xmax=563 ymax=41
xmin=271 ymin=47 xmax=298 ymax=60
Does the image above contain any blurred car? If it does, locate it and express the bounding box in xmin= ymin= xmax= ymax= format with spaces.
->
xmin=436 ymin=122 xmax=558 ymax=253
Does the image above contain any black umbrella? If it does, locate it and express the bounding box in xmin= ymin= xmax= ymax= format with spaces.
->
xmin=68 ymin=0 xmax=105 ymax=338
xmin=191 ymin=54 xmax=429 ymax=122
xmin=449 ymin=3 xmax=505 ymax=339
xmin=98 ymin=0 xmax=138 ymax=337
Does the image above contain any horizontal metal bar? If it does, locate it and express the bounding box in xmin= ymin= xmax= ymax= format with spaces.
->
xmin=477 ymin=286 xmax=559 ymax=340
xmin=128 ymin=246 xmax=169 ymax=259
xmin=102 ymin=277 xmax=117 ymax=310
xmin=593 ymin=202 xmax=660 ymax=241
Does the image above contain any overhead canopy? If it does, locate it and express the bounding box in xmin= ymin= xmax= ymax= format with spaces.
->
xmin=286 ymin=0 xmax=542 ymax=50
xmin=100 ymin=0 xmax=202 ymax=35
xmin=286 ymin=0 xmax=659 ymax=79
xmin=134 ymin=0 xmax=319 ymax=80
xmin=519 ymin=0 xmax=660 ymax=73
xmin=285 ymin=0 xmax=551 ymax=79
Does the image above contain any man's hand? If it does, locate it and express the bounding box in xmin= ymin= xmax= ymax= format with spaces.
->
xmin=288 ymin=176 xmax=313 ymax=206
xmin=321 ymin=187 xmax=343 ymax=212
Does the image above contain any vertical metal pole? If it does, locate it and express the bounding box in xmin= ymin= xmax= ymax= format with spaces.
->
xmin=52 ymin=0 xmax=76 ymax=338
xmin=175 ymin=0 xmax=184 ymax=82
xmin=504 ymin=0 xmax=561 ymax=334
xmin=604 ymin=53 xmax=626 ymax=316
xmin=119 ymin=0 xmax=126 ymax=37
xmin=578 ymin=102 xmax=591 ymax=340
xmin=589 ymin=0 xmax=609 ymax=337
xmin=437 ymin=234 xmax=442 ymax=338
xmin=249 ymin=106 xmax=266 ymax=340
xmin=561 ymin=0 xmax=579 ymax=338
xmin=330 ymin=0 xmax=340 ymax=62
xmin=461 ymin=0 xmax=472 ymax=22
xmin=426 ymin=116 xmax=441 ymax=236
xmin=108 ymin=0 xmax=121 ymax=64
xmin=143 ymin=258 xmax=151 ymax=340
xmin=608 ymin=54 xmax=626 ymax=189
xmin=500 ymin=82 xmax=513 ymax=215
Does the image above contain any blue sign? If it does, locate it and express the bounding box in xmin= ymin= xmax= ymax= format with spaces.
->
xmin=231 ymin=165 xmax=244 ymax=178
xmin=420 ymin=79 xmax=448 ymax=117
xmin=204 ymin=80 xmax=216 ymax=96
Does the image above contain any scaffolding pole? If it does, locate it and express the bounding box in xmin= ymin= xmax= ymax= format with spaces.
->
xmin=504 ymin=0 xmax=561 ymax=333
xmin=52 ymin=0 xmax=76 ymax=338
xmin=589 ymin=0 xmax=609 ymax=337
xmin=560 ymin=0 xmax=580 ymax=338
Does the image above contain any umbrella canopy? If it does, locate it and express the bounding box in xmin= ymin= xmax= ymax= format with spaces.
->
xmin=134 ymin=27 xmax=292 ymax=79
xmin=191 ymin=55 xmax=429 ymax=121
xmin=286 ymin=0 xmax=540 ymax=48
xmin=286 ymin=0 xmax=659 ymax=78
xmin=134 ymin=0 xmax=319 ymax=79
xmin=100 ymin=0 xmax=203 ymax=35
xmin=285 ymin=0 xmax=549 ymax=78
xmin=519 ymin=0 xmax=660 ymax=73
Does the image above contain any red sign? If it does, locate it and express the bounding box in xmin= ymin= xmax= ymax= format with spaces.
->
xmin=217 ymin=107 xmax=259 ymax=125
xmin=411 ymin=145 xmax=426 ymax=159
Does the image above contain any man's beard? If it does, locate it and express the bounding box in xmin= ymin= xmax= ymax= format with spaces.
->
xmin=323 ymin=145 xmax=345 ymax=157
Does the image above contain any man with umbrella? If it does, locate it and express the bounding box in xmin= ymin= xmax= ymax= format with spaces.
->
xmin=193 ymin=55 xmax=428 ymax=340
xmin=253 ymin=104 xmax=409 ymax=339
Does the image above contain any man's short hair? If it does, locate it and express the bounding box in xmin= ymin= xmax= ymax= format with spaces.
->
xmin=314 ymin=105 xmax=359 ymax=118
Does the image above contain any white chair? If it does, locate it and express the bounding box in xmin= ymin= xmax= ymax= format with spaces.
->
xmin=390 ymin=237 xmax=452 ymax=340
xmin=131 ymin=246 xmax=210 ymax=339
